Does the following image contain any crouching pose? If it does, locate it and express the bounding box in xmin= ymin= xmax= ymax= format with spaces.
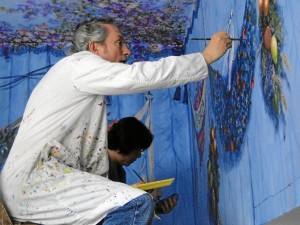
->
xmin=0 ymin=17 xmax=231 ymax=224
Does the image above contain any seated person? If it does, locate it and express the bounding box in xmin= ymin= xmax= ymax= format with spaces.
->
xmin=107 ymin=117 xmax=177 ymax=214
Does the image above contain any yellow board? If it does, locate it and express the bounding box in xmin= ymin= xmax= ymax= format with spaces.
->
xmin=132 ymin=178 xmax=175 ymax=191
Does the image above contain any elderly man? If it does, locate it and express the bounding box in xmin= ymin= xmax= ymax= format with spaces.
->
xmin=0 ymin=18 xmax=231 ymax=225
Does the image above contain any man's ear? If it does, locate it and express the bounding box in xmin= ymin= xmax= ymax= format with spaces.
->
xmin=88 ymin=41 xmax=100 ymax=53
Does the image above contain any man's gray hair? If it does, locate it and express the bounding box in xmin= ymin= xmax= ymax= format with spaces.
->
xmin=69 ymin=18 xmax=115 ymax=54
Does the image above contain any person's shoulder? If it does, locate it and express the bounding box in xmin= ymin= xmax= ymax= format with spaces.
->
xmin=69 ymin=51 xmax=95 ymax=59
xmin=69 ymin=51 xmax=106 ymax=64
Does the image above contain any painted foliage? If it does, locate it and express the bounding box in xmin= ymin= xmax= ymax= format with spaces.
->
xmin=207 ymin=123 xmax=221 ymax=225
xmin=0 ymin=0 xmax=197 ymax=61
xmin=205 ymin=2 xmax=257 ymax=222
xmin=208 ymin=0 xmax=288 ymax=155
xmin=258 ymin=0 xmax=289 ymax=127
xmin=191 ymin=81 xmax=206 ymax=168
xmin=209 ymin=0 xmax=256 ymax=153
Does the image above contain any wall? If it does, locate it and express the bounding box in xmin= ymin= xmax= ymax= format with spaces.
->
xmin=185 ymin=0 xmax=300 ymax=224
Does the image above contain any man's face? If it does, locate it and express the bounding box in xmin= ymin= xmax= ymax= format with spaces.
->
xmin=93 ymin=24 xmax=131 ymax=63
xmin=109 ymin=149 xmax=142 ymax=167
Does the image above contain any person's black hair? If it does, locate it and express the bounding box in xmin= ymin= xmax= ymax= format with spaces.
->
xmin=108 ymin=117 xmax=153 ymax=155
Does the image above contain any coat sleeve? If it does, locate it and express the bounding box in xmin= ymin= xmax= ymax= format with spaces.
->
xmin=70 ymin=51 xmax=208 ymax=95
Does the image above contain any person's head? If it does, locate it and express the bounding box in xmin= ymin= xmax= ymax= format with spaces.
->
xmin=108 ymin=117 xmax=153 ymax=166
xmin=70 ymin=17 xmax=131 ymax=62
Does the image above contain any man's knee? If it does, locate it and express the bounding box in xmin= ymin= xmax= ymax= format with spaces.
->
xmin=133 ymin=193 xmax=154 ymax=213
xmin=134 ymin=193 xmax=154 ymax=224
xmin=100 ymin=193 xmax=154 ymax=225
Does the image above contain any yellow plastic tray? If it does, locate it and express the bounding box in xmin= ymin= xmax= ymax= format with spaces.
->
xmin=132 ymin=178 xmax=175 ymax=191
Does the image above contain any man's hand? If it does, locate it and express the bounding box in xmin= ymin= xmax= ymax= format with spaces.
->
xmin=155 ymin=195 xmax=178 ymax=214
xmin=202 ymin=31 xmax=232 ymax=64
xmin=148 ymin=188 xmax=162 ymax=201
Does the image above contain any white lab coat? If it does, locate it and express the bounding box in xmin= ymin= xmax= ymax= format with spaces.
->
xmin=0 ymin=51 xmax=208 ymax=224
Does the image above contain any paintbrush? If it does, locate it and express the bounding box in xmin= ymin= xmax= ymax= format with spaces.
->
xmin=133 ymin=169 xmax=146 ymax=183
xmin=190 ymin=37 xmax=246 ymax=41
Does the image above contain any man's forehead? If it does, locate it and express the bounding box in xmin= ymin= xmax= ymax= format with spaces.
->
xmin=103 ymin=24 xmax=122 ymax=35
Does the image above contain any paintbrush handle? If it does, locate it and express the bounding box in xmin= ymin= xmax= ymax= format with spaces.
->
xmin=133 ymin=169 xmax=146 ymax=183
xmin=190 ymin=38 xmax=244 ymax=41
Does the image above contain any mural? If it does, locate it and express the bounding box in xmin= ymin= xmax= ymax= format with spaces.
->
xmin=209 ymin=0 xmax=256 ymax=153
xmin=0 ymin=0 xmax=197 ymax=61
xmin=207 ymin=123 xmax=221 ymax=225
xmin=191 ymin=81 xmax=206 ymax=168
xmin=258 ymin=0 xmax=289 ymax=127
xmin=207 ymin=0 xmax=289 ymax=153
